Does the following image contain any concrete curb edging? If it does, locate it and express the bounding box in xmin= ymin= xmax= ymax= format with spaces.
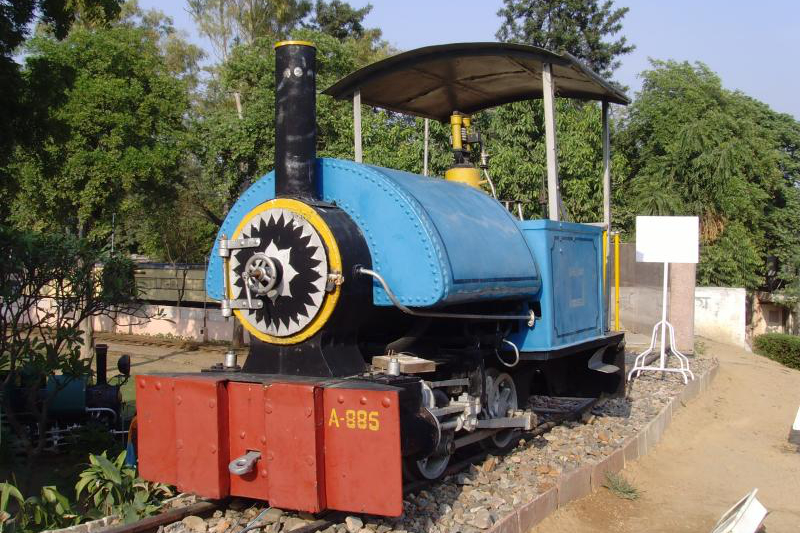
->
xmin=486 ymin=358 xmax=720 ymax=533
xmin=42 ymin=515 xmax=118 ymax=533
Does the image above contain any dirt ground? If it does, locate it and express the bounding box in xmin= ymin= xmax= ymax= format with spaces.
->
xmin=532 ymin=339 xmax=800 ymax=532
xmin=100 ymin=337 xmax=229 ymax=375
xmin=97 ymin=335 xmax=232 ymax=403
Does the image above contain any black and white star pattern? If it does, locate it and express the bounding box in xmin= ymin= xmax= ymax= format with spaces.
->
xmin=229 ymin=208 xmax=328 ymax=337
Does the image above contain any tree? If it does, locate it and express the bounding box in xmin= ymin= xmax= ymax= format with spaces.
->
xmin=0 ymin=226 xmax=140 ymax=458
xmin=486 ymin=99 xmax=630 ymax=222
xmin=7 ymin=21 xmax=191 ymax=245
xmin=187 ymin=0 xmax=312 ymax=60
xmin=0 ymin=0 xmax=122 ymax=222
xmin=496 ymin=0 xmax=634 ymax=78
xmin=488 ymin=0 xmax=634 ymax=221
xmin=134 ymin=190 xmax=217 ymax=307
xmin=119 ymin=2 xmax=206 ymax=94
xmin=235 ymin=0 xmax=312 ymax=43
xmin=616 ymin=60 xmax=800 ymax=290
xmin=309 ymin=0 xmax=372 ymax=40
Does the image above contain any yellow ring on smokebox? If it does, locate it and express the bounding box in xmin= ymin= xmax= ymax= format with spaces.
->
xmin=228 ymin=198 xmax=341 ymax=345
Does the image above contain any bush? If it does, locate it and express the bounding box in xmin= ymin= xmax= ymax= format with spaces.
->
xmin=754 ymin=333 xmax=800 ymax=370
xmin=0 ymin=451 xmax=173 ymax=533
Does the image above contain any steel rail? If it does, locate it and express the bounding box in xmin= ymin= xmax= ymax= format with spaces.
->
xmin=101 ymin=500 xmax=223 ymax=533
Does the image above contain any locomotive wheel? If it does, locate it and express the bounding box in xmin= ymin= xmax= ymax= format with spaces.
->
xmin=404 ymin=451 xmax=451 ymax=481
xmin=404 ymin=382 xmax=451 ymax=481
xmin=482 ymin=368 xmax=520 ymax=451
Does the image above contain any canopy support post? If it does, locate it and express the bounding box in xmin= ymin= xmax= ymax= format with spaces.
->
xmin=354 ymin=89 xmax=362 ymax=163
xmin=423 ymin=118 xmax=429 ymax=176
xmin=602 ymin=100 xmax=611 ymax=231
xmin=602 ymin=100 xmax=611 ymax=330
xmin=542 ymin=63 xmax=560 ymax=221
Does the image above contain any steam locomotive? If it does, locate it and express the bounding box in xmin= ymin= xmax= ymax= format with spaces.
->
xmin=135 ymin=41 xmax=628 ymax=516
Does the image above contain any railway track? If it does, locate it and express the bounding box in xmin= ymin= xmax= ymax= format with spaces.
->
xmin=105 ymin=397 xmax=598 ymax=533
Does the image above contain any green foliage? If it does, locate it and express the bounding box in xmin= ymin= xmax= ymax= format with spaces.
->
xmin=1 ymin=451 xmax=173 ymax=532
xmin=8 ymin=20 xmax=190 ymax=245
xmin=71 ymin=420 xmax=124 ymax=456
xmin=694 ymin=339 xmax=706 ymax=356
xmin=490 ymin=0 xmax=634 ymax=221
xmin=486 ymin=99 xmax=630 ymax=221
xmin=0 ymin=481 xmax=24 ymax=533
xmin=310 ymin=1 xmax=374 ymax=40
xmin=496 ymin=0 xmax=635 ymax=77
xmin=76 ymin=451 xmax=173 ymax=523
xmin=754 ymin=333 xmax=800 ymax=370
xmin=4 ymin=0 xmax=799 ymax=299
xmin=189 ymin=26 xmax=407 ymax=225
xmin=0 ymin=226 xmax=140 ymax=456
xmin=0 ymin=0 xmax=122 ymax=222
xmin=616 ymin=60 xmax=800 ymax=290
xmin=187 ymin=0 xmax=312 ymax=58
xmin=1 ymin=481 xmax=79 ymax=533
xmin=603 ymin=471 xmax=639 ymax=500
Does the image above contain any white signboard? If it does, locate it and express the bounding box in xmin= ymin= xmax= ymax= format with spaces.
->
xmin=635 ymin=216 xmax=699 ymax=264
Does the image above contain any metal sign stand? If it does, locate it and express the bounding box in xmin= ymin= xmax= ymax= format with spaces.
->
xmin=628 ymin=262 xmax=695 ymax=383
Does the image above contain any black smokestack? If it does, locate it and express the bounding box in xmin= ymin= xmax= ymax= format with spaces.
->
xmin=274 ymin=41 xmax=317 ymax=200
xmin=95 ymin=343 xmax=108 ymax=385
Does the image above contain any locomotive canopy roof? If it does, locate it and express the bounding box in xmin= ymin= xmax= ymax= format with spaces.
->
xmin=323 ymin=42 xmax=630 ymax=122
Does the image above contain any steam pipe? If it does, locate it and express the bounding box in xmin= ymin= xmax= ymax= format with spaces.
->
xmin=356 ymin=267 xmax=535 ymax=325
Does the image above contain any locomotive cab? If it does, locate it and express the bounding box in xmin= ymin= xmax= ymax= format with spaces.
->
xmin=136 ymin=41 xmax=629 ymax=516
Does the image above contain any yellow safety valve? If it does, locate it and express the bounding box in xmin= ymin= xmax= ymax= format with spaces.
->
xmin=445 ymin=165 xmax=482 ymax=188
xmin=450 ymin=113 xmax=463 ymax=150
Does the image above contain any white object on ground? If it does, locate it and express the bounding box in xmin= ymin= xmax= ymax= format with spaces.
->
xmin=629 ymin=216 xmax=699 ymax=383
xmin=627 ymin=262 xmax=695 ymax=383
xmin=789 ymin=405 xmax=800 ymax=446
xmin=710 ymin=489 xmax=768 ymax=533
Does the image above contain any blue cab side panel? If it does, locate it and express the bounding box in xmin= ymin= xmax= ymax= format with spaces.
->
xmin=508 ymin=220 xmax=605 ymax=352
xmin=207 ymin=158 xmax=541 ymax=306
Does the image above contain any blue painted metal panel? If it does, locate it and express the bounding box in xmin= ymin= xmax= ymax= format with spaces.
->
xmin=508 ymin=220 xmax=605 ymax=352
xmin=207 ymin=158 xmax=541 ymax=306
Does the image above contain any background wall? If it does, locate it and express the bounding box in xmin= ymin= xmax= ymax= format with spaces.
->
xmin=694 ymin=287 xmax=747 ymax=348
xmin=92 ymin=304 xmax=246 ymax=343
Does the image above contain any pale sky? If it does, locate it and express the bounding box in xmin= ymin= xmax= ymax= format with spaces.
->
xmin=140 ymin=0 xmax=800 ymax=118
